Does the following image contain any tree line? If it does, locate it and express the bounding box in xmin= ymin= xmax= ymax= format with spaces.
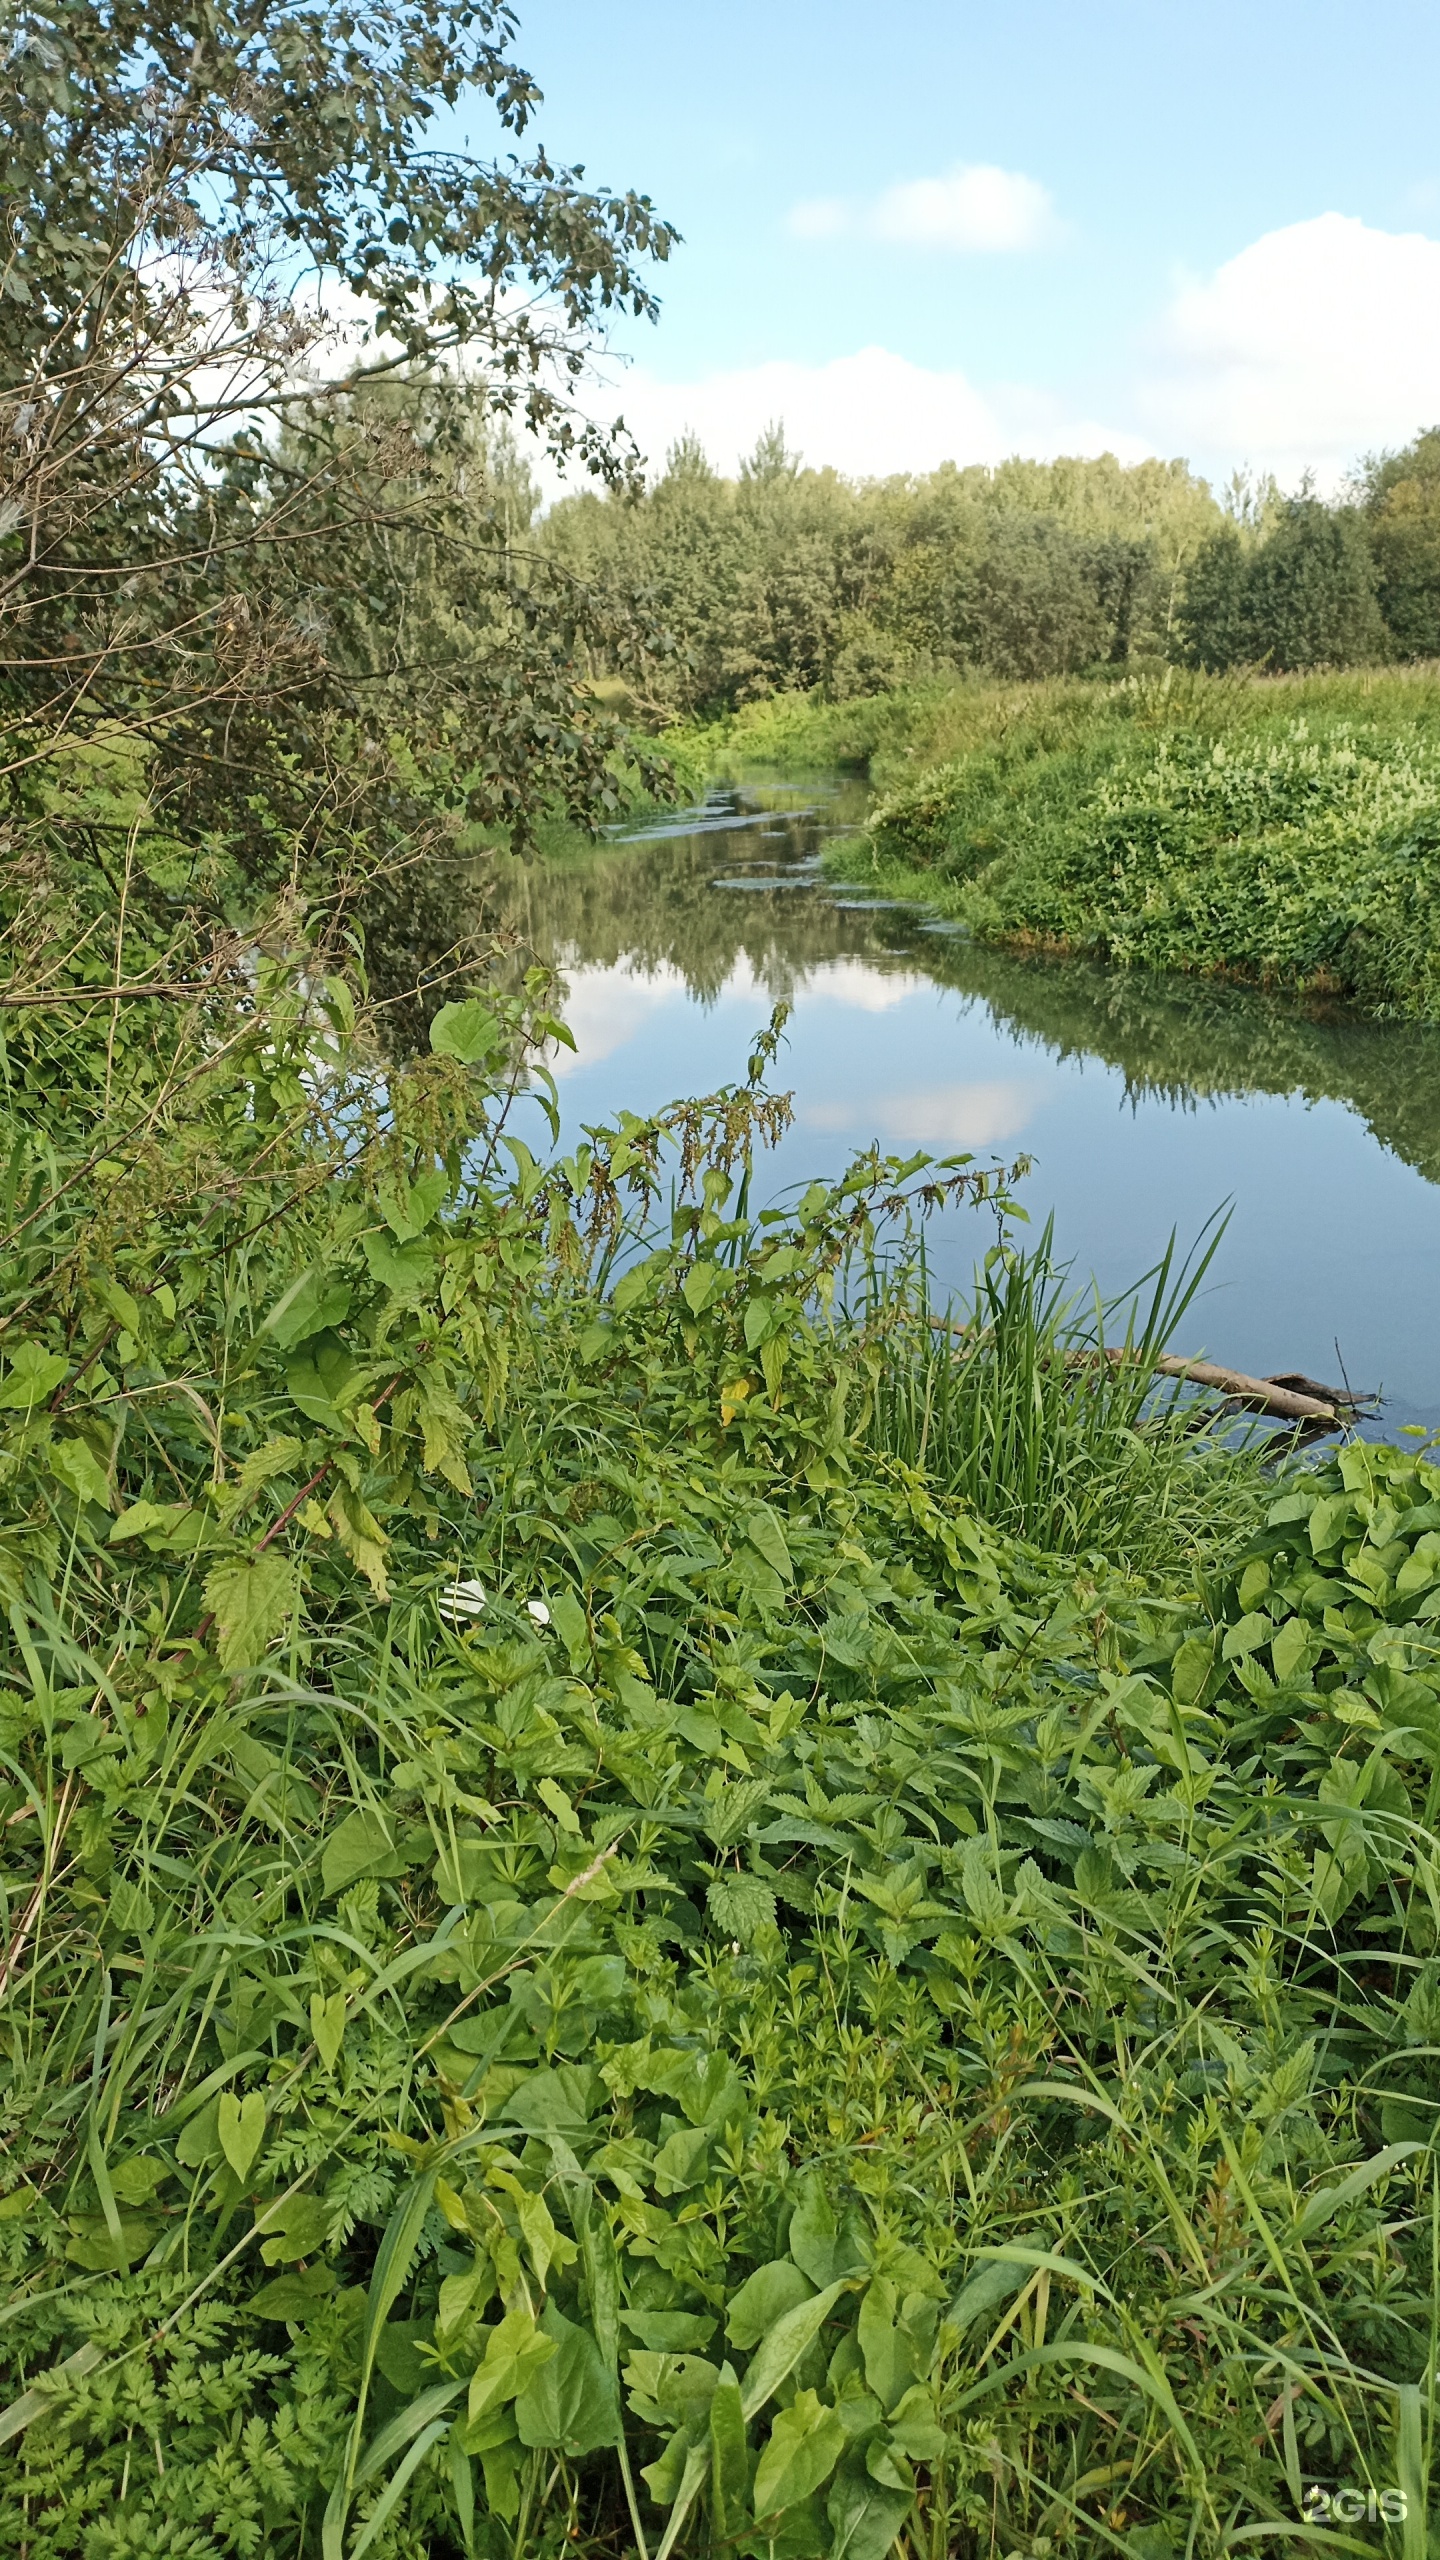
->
xmin=539 ymin=425 xmax=1440 ymax=720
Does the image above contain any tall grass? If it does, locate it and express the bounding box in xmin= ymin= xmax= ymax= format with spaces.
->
xmin=865 ymin=1218 xmax=1265 ymax=1568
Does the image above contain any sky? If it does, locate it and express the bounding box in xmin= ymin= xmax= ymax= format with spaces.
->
xmin=480 ymin=0 xmax=1440 ymax=493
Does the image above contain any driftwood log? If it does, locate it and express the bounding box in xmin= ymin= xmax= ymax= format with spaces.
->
xmin=1111 ymin=1351 xmax=1363 ymax=1425
xmin=934 ymin=1320 xmax=1372 ymax=1426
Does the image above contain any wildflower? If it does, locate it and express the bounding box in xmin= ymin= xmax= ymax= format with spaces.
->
xmin=526 ymin=1599 xmax=551 ymax=1627
xmin=437 ymin=1574 xmax=486 ymax=1625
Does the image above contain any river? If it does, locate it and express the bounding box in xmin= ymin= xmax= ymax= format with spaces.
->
xmin=484 ymin=773 xmax=1440 ymax=1432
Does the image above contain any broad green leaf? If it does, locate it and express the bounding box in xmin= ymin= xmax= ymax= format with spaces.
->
xmin=49 ymin=1437 xmax=111 ymax=1511
xmin=744 ymin=1502 xmax=792 ymax=1581
xmin=537 ymin=1776 xmax=581 ymax=1833
xmin=466 ymin=2308 xmax=558 ymax=2429
xmin=827 ymin=2460 xmax=914 ymax=2560
xmin=706 ymin=1873 xmax=776 ymax=1944
xmin=1271 ymin=1615 xmax=1311 ymax=1686
xmin=258 ymin=2193 xmax=331 ymax=2264
xmin=202 ymin=1552 xmax=298 ymax=1670
xmin=754 ymin=2388 xmax=846 ymax=2518
xmin=262 ymin=1268 xmax=352 ymax=1351
xmin=727 ymin=2260 xmax=816 ymax=2350
xmin=0 ymin=1344 xmax=67 ymax=1408
xmin=681 ymin=1258 xmax=725 ymax=1315
xmin=514 ymin=2304 xmax=618 ymax=2456
xmin=430 ymin=1000 xmax=502 ymax=1065
xmin=321 ymin=1806 xmax=405 ymax=1897
xmin=361 ymin=1229 xmax=436 ymax=1295
xmin=741 ymin=2278 xmax=849 ymax=2420
xmin=856 ymin=2280 xmax=923 ymax=2413
xmin=217 ymin=2090 xmax=266 ymax=2183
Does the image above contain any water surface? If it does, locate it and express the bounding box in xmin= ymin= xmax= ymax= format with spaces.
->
xmin=483 ymin=777 xmax=1440 ymax=1429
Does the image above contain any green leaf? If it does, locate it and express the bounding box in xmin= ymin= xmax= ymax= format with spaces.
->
xmin=707 ymin=1874 xmax=776 ymax=1944
xmin=744 ymin=1502 xmax=792 ymax=1581
xmin=514 ymin=2304 xmax=619 ymax=2455
xmin=218 ymin=2090 xmax=266 ymax=2183
xmin=202 ymin=1552 xmax=298 ymax=1670
xmin=789 ymin=2174 xmax=866 ymax=2287
xmin=947 ymin=2259 xmax=1022 ymax=2332
xmin=1271 ymin=1615 xmax=1311 ymax=1686
xmin=754 ymin=2388 xmax=846 ymax=2518
xmin=262 ymin=1268 xmax=352 ymax=1351
xmin=321 ymin=1806 xmax=405 ymax=1897
xmin=727 ymin=2260 xmax=816 ymax=2350
xmin=249 ymin=2264 xmax=338 ymax=2322
xmin=361 ymin=1229 xmax=436 ymax=1295
xmin=1222 ymin=1611 xmax=1270 ymax=1661
xmin=285 ymin=1338 xmax=360 ymax=1430
xmin=709 ymin=2364 xmax=750 ymax=2540
xmin=537 ymin=1775 xmax=581 ymax=1833
xmin=49 ymin=1437 xmax=111 ymax=1511
xmin=0 ymin=1344 xmax=67 ymax=1408
xmin=258 ymin=2193 xmax=331 ymax=2264
xmin=466 ymin=2308 xmax=558 ymax=2431
xmin=682 ymin=1259 xmax=725 ymax=1315
xmin=430 ymin=1000 xmax=502 ymax=1065
xmin=310 ymin=1991 xmax=347 ymax=2072
xmin=826 ymin=2460 xmax=915 ymax=2560
xmin=741 ymin=2279 xmax=850 ymax=2420
xmin=1296 ymin=2143 xmax=1422 ymax=2238
xmin=856 ymin=2280 xmax=922 ymax=2413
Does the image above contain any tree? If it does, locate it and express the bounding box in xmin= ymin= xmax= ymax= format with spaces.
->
xmin=1359 ymin=427 xmax=1440 ymax=659
xmin=1241 ymin=497 xmax=1386 ymax=670
xmin=1178 ymin=502 xmax=1386 ymax=672
xmin=1175 ymin=525 xmax=1252 ymax=668
xmin=0 ymin=0 xmax=679 ymax=986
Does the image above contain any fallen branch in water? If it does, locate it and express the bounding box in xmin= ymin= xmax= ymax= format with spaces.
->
xmin=1114 ymin=1351 xmax=1355 ymax=1425
xmin=931 ymin=1319 xmax=1373 ymax=1426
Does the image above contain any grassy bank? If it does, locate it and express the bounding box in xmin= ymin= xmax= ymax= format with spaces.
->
xmin=801 ymin=666 xmax=1440 ymax=1016
xmin=5 ymin=927 xmax=1440 ymax=2558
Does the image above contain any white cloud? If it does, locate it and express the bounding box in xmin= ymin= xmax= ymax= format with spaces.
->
xmin=554 ymin=211 xmax=1440 ymax=500
xmin=873 ymin=164 xmax=1055 ymax=254
xmin=1144 ymin=213 xmax=1440 ymax=488
xmin=599 ymin=345 xmax=1144 ymax=483
xmin=789 ymin=163 xmax=1054 ymax=255
xmin=804 ymin=1079 xmax=1040 ymax=1148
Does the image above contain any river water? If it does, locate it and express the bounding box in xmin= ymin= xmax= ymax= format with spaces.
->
xmin=485 ymin=774 xmax=1440 ymax=1431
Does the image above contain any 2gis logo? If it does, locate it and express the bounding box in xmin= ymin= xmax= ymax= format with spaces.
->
xmin=1301 ymin=2485 xmax=1409 ymax=2525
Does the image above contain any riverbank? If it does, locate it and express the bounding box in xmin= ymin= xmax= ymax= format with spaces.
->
xmin=6 ymin=905 xmax=1440 ymax=2556
xmin=675 ymin=666 xmax=1440 ymax=1016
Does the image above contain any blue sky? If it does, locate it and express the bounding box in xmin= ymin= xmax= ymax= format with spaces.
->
xmin=490 ymin=0 xmax=1440 ymax=489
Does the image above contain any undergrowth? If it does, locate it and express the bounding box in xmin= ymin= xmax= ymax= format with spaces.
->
xmin=0 ymin=938 xmax=1438 ymax=2559
xmin=817 ymin=669 xmax=1440 ymax=1016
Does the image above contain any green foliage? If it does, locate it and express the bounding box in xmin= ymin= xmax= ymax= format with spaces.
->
xmin=543 ymin=443 xmax=1224 ymax=721
xmin=838 ymin=668 xmax=1440 ymax=1015
xmin=2 ymin=884 xmax=1440 ymax=2557
xmin=1178 ymin=499 xmax=1387 ymax=672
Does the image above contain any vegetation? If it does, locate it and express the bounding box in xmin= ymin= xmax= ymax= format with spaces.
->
xmin=780 ymin=669 xmax=1440 ymax=1016
xmin=543 ymin=434 xmax=1440 ymax=725
xmin=11 ymin=888 xmax=1440 ymax=2560
xmin=6 ymin=5 xmax=1440 ymax=2558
